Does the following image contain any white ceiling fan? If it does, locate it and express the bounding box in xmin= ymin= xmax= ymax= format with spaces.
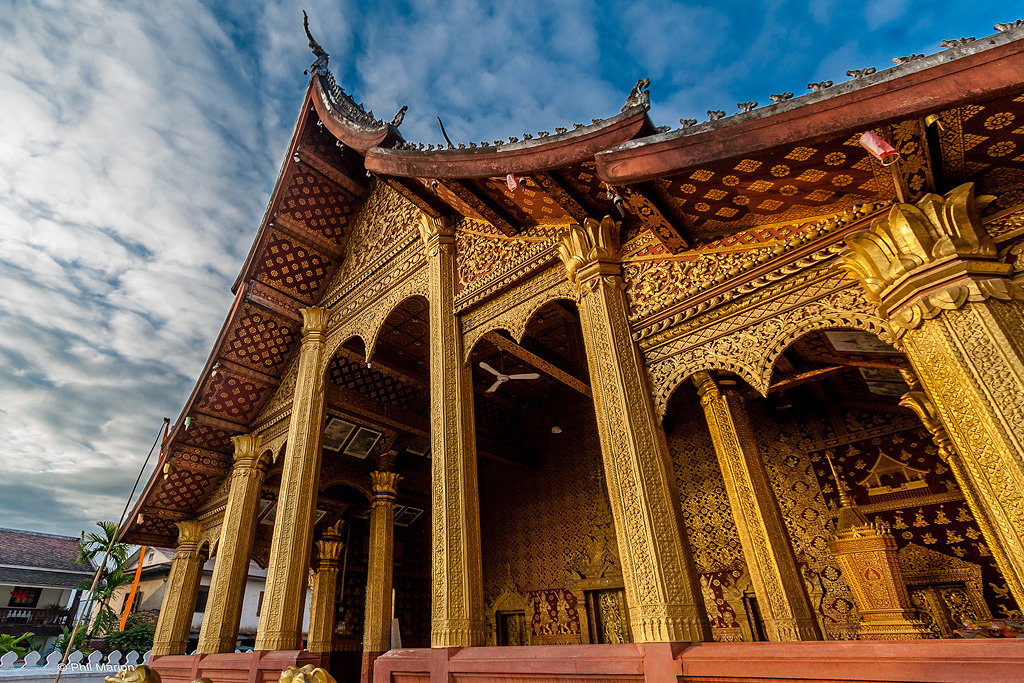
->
xmin=479 ymin=361 xmax=540 ymax=393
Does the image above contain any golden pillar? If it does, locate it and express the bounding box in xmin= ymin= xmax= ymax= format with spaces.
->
xmin=152 ymin=520 xmax=205 ymax=655
xmin=255 ymin=306 xmax=329 ymax=651
xmin=418 ymin=214 xmax=486 ymax=648
xmin=841 ymin=182 xmax=1024 ymax=606
xmin=556 ymin=216 xmax=711 ymax=642
xmin=197 ymin=434 xmax=268 ymax=653
xmin=827 ymin=469 xmax=930 ymax=640
xmin=899 ymin=370 xmax=1020 ymax=609
xmin=361 ymin=471 xmax=402 ymax=682
xmin=308 ymin=521 xmax=346 ymax=654
xmin=692 ymin=372 xmax=822 ymax=641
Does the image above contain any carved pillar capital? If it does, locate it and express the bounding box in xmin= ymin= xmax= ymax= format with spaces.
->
xmin=312 ymin=521 xmax=346 ymax=572
xmin=174 ymin=519 xmax=203 ymax=553
xmin=556 ymin=215 xmax=621 ymax=290
xmin=300 ymin=306 xmax=329 ymax=340
xmin=839 ymin=182 xmax=1020 ymax=331
xmin=369 ymin=471 xmax=402 ymax=500
xmin=230 ymin=433 xmax=269 ymax=473
xmin=418 ymin=213 xmax=455 ymax=255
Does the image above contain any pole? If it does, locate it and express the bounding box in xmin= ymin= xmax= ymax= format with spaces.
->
xmin=119 ymin=546 xmax=147 ymax=631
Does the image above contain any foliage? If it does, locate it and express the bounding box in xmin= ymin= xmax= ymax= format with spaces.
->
xmin=102 ymin=614 xmax=154 ymax=654
xmin=75 ymin=521 xmax=134 ymax=639
xmin=76 ymin=521 xmax=129 ymax=574
xmin=54 ymin=625 xmax=88 ymax=656
xmin=0 ymin=632 xmax=35 ymax=658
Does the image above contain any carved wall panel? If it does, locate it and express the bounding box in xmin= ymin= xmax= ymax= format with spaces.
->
xmin=623 ymin=220 xmax=824 ymax=322
xmin=332 ymin=183 xmax=419 ymax=287
xmin=794 ymin=406 xmax=1020 ymax=621
xmin=477 ymin=396 xmax=605 ymax=640
xmin=454 ymin=218 xmax=566 ymax=309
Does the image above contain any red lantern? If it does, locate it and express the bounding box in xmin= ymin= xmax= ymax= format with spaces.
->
xmin=859 ymin=131 xmax=900 ymax=166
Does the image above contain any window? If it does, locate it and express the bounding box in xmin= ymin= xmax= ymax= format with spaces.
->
xmin=256 ymin=591 xmax=264 ymax=617
xmin=195 ymin=588 xmax=209 ymax=613
xmin=8 ymin=587 xmax=42 ymax=608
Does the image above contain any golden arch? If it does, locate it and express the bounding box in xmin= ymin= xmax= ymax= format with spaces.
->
xmin=462 ymin=278 xmax=576 ymax=363
xmin=653 ymin=311 xmax=890 ymax=416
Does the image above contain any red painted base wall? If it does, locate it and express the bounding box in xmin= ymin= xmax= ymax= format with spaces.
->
xmin=371 ymin=641 xmax=1024 ymax=683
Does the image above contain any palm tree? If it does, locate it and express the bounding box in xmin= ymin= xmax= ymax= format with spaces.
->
xmin=75 ymin=521 xmax=133 ymax=638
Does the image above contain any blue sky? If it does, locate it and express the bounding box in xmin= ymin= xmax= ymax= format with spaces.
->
xmin=0 ymin=0 xmax=1014 ymax=537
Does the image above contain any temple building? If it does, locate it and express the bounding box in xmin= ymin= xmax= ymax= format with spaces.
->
xmin=122 ymin=18 xmax=1024 ymax=683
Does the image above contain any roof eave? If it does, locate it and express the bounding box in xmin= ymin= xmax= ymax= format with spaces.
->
xmin=597 ymin=28 xmax=1024 ymax=184
xmin=365 ymin=107 xmax=651 ymax=180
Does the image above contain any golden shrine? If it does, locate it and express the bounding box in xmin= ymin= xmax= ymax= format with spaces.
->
xmin=122 ymin=17 xmax=1024 ymax=683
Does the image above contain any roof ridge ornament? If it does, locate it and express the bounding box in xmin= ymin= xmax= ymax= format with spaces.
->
xmin=622 ymin=77 xmax=650 ymax=112
xmin=302 ymin=10 xmax=330 ymax=76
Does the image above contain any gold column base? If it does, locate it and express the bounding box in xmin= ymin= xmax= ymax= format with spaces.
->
xmin=254 ymin=631 xmax=296 ymax=651
xmin=431 ymin=620 xmax=488 ymax=648
xmin=857 ymin=610 xmax=931 ymax=640
xmin=631 ymin=605 xmax=709 ymax=642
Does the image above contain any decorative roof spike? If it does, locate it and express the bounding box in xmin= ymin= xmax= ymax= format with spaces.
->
xmin=480 ymin=141 xmax=489 ymax=147
xmin=679 ymin=118 xmax=697 ymax=127
xmin=622 ymin=77 xmax=651 ymax=112
xmin=941 ymin=37 xmax=976 ymax=48
xmin=458 ymin=143 xmax=466 ymax=149
xmin=538 ymin=131 xmax=549 ymax=137
xmin=390 ymin=106 xmax=407 ymax=127
xmin=592 ymin=118 xmax=603 ymax=124
xmin=469 ymin=142 xmax=477 ymax=148
xmin=707 ymin=110 xmax=726 ymax=121
xmin=807 ymin=80 xmax=833 ymax=92
xmin=846 ymin=67 xmax=876 ymax=79
xmin=555 ymin=127 xmax=567 ymax=134
xmin=302 ymin=11 xmax=330 ymax=76
xmin=893 ymin=54 xmax=925 ymax=65
xmin=737 ymin=101 xmax=758 ymax=112
xmin=769 ymin=92 xmax=793 ymax=103
xmin=522 ymin=133 xmax=533 ymax=140
xmin=995 ymin=20 xmax=1024 ymax=31
xmin=654 ymin=125 xmax=671 ymax=133
xmin=494 ymin=140 xmax=504 ymax=146
xmin=508 ymin=136 xmax=519 ymax=143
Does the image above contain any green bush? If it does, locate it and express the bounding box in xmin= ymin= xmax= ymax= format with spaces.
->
xmin=101 ymin=614 xmax=154 ymax=653
xmin=0 ymin=632 xmax=35 ymax=658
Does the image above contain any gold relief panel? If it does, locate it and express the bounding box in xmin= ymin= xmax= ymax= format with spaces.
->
xmin=478 ymin=397 xmax=606 ymax=640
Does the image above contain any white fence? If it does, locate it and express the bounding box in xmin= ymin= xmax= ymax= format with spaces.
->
xmin=0 ymin=650 xmax=151 ymax=683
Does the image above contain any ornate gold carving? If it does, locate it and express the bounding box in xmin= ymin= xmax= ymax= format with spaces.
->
xmin=557 ymin=216 xmax=711 ymax=642
xmin=556 ymin=216 xmax=620 ymax=289
xmin=461 ymin=267 xmax=575 ymax=362
xmin=104 ymin=665 xmax=161 ymax=683
xmin=693 ymin=372 xmax=822 ymax=641
xmin=841 ymin=182 xmax=1024 ymax=608
xmin=840 ymin=183 xmax=1020 ymax=331
xmin=363 ymin=471 xmax=401 ymax=656
xmin=308 ymin=521 xmax=345 ymax=653
xmin=485 ymin=566 xmax=534 ymax=646
xmin=152 ymin=520 xmax=206 ymax=655
xmin=899 ymin=371 xmax=1024 ymax=612
xmin=422 ymin=211 xmax=487 ymax=648
xmin=827 ymin=473 xmax=930 ymax=641
xmin=647 ymin=270 xmax=887 ymax=411
xmin=255 ymin=310 xmax=329 ymax=651
xmin=197 ymin=434 xmax=269 ymax=653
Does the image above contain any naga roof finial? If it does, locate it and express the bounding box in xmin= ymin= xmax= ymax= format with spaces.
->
xmin=303 ymin=10 xmax=330 ymax=76
xmin=622 ymin=77 xmax=650 ymax=112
